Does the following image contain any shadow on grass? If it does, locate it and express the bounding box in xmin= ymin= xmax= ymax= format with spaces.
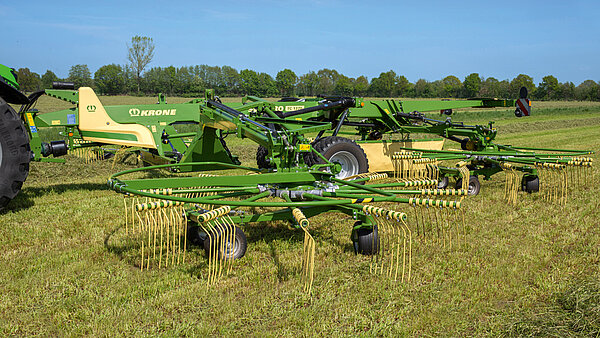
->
xmin=2 ymin=182 xmax=108 ymax=213
xmin=103 ymin=222 xmax=131 ymax=257
xmin=99 ymin=213 xmax=357 ymax=281
xmin=505 ymin=276 xmax=600 ymax=336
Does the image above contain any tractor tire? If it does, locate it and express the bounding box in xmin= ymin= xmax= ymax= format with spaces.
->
xmin=354 ymin=224 xmax=379 ymax=255
xmin=311 ymin=136 xmax=368 ymax=180
xmin=455 ymin=175 xmax=481 ymax=196
xmin=0 ymin=98 xmax=31 ymax=212
xmin=521 ymin=174 xmax=539 ymax=193
xmin=203 ymin=226 xmax=247 ymax=260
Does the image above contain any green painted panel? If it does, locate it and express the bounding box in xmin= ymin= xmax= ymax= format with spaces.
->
xmin=81 ymin=130 xmax=138 ymax=141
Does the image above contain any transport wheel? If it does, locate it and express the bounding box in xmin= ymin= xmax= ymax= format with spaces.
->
xmin=256 ymin=146 xmax=274 ymax=169
xmin=455 ymin=176 xmax=481 ymax=196
xmin=354 ymin=224 xmax=379 ymax=255
xmin=521 ymin=174 xmax=539 ymax=193
xmin=460 ymin=138 xmax=476 ymax=151
xmin=0 ymin=98 xmax=31 ymax=211
xmin=203 ymin=226 xmax=247 ymax=260
xmin=437 ymin=176 xmax=449 ymax=189
xmin=186 ymin=225 xmax=203 ymax=246
xmin=312 ymin=136 xmax=368 ymax=179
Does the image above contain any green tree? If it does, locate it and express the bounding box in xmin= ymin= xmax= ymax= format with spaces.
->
xmin=353 ymin=76 xmax=369 ymax=96
xmin=128 ymin=35 xmax=155 ymax=93
xmin=575 ymin=80 xmax=599 ymax=101
xmin=276 ymin=69 xmax=297 ymax=97
xmin=334 ymin=75 xmax=353 ymax=96
xmin=122 ymin=65 xmax=138 ymax=94
xmin=258 ymin=72 xmax=278 ymax=97
xmin=221 ymin=66 xmax=240 ymax=96
xmin=176 ymin=66 xmax=195 ymax=94
xmin=316 ymin=69 xmax=339 ymax=95
xmin=163 ymin=66 xmax=178 ymax=95
xmin=480 ymin=77 xmax=499 ymax=97
xmin=141 ymin=66 xmax=161 ymax=94
xmin=16 ymin=68 xmax=41 ymax=92
xmin=369 ymin=70 xmax=398 ymax=97
xmin=536 ymin=75 xmax=560 ymax=100
xmin=41 ymin=70 xmax=59 ymax=89
xmin=297 ymin=71 xmax=319 ymax=96
xmin=441 ymin=75 xmax=461 ymax=97
xmin=94 ymin=64 xmax=124 ymax=95
xmin=509 ymin=74 xmax=535 ymax=98
xmin=397 ymin=75 xmax=412 ymax=97
xmin=197 ymin=65 xmax=224 ymax=93
xmin=463 ymin=73 xmax=481 ymax=97
xmin=239 ymin=69 xmax=260 ymax=95
xmin=414 ymin=79 xmax=432 ymax=98
xmin=558 ymin=82 xmax=575 ymax=100
xmin=68 ymin=64 xmax=93 ymax=89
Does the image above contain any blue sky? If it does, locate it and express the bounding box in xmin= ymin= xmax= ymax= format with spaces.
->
xmin=2 ymin=0 xmax=598 ymax=84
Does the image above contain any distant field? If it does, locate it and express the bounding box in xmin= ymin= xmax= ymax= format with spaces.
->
xmin=1 ymin=97 xmax=599 ymax=335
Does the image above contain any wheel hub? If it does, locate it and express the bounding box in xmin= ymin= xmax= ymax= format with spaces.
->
xmin=468 ymin=181 xmax=477 ymax=194
xmin=329 ymin=151 xmax=360 ymax=179
xmin=225 ymin=237 xmax=240 ymax=258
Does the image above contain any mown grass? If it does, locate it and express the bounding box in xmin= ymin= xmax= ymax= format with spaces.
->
xmin=1 ymin=97 xmax=599 ymax=336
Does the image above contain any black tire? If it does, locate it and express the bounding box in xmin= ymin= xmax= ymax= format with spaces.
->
xmin=187 ymin=224 xmax=203 ymax=246
xmin=354 ymin=224 xmax=379 ymax=255
xmin=0 ymin=99 xmax=31 ymax=211
xmin=311 ymin=136 xmax=368 ymax=179
xmin=256 ymin=145 xmax=273 ymax=169
xmin=455 ymin=175 xmax=481 ymax=196
xmin=437 ymin=176 xmax=449 ymax=189
xmin=203 ymin=226 xmax=247 ymax=260
xmin=521 ymin=174 xmax=539 ymax=193
xmin=460 ymin=138 xmax=476 ymax=151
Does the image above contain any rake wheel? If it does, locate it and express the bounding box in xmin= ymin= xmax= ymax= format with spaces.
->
xmin=187 ymin=224 xmax=203 ymax=246
xmin=521 ymin=174 xmax=539 ymax=193
xmin=0 ymin=98 xmax=31 ymax=211
xmin=354 ymin=223 xmax=379 ymax=255
xmin=437 ymin=176 xmax=449 ymax=189
xmin=203 ymin=226 xmax=247 ymax=260
xmin=455 ymin=176 xmax=481 ymax=196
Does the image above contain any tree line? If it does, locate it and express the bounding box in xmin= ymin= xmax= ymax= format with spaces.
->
xmin=14 ymin=65 xmax=600 ymax=101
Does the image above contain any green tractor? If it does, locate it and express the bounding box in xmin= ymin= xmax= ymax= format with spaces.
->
xmin=0 ymin=65 xmax=32 ymax=211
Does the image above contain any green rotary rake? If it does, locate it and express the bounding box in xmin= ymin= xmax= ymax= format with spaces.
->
xmin=109 ymin=161 xmax=467 ymax=292
xmin=1 ymin=62 xmax=594 ymax=291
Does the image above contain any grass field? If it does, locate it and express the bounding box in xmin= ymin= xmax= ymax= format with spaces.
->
xmin=1 ymin=96 xmax=599 ymax=336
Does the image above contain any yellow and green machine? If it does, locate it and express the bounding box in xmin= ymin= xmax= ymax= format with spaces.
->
xmin=0 ymin=64 xmax=593 ymax=290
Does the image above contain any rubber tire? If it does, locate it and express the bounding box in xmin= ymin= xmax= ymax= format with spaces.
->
xmin=256 ymin=145 xmax=273 ymax=169
xmin=0 ymin=99 xmax=31 ymax=211
xmin=311 ymin=136 xmax=368 ymax=180
xmin=460 ymin=138 xmax=476 ymax=151
xmin=455 ymin=176 xmax=481 ymax=196
xmin=521 ymin=174 xmax=539 ymax=193
xmin=203 ymin=226 xmax=247 ymax=260
xmin=187 ymin=225 xmax=203 ymax=246
xmin=354 ymin=225 xmax=379 ymax=255
xmin=437 ymin=176 xmax=449 ymax=189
